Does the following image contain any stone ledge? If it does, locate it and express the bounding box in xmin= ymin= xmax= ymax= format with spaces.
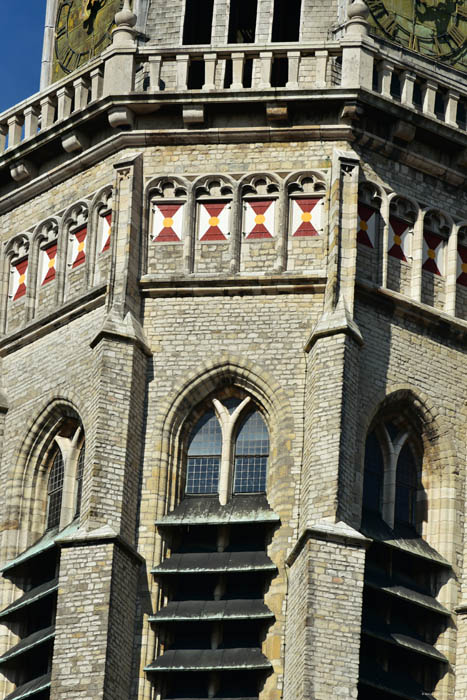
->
xmin=0 ymin=285 xmax=107 ymax=357
xmin=140 ymin=274 xmax=326 ymax=297
xmin=55 ymin=524 xmax=145 ymax=565
xmin=286 ymin=520 xmax=371 ymax=567
xmin=357 ymin=280 xmax=467 ymax=344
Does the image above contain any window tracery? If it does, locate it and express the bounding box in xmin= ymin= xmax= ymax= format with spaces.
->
xmin=44 ymin=421 xmax=85 ymax=532
xmin=359 ymin=409 xmax=450 ymax=700
xmin=185 ymin=395 xmax=269 ymax=503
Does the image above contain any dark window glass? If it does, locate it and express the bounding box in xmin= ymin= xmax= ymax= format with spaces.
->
xmin=47 ymin=449 xmax=64 ymax=529
xmin=271 ymin=0 xmax=301 ymax=42
xmin=228 ymin=0 xmax=257 ymax=43
xmin=75 ymin=443 xmax=85 ymax=516
xmin=362 ymin=431 xmax=384 ymax=514
xmin=233 ymin=410 xmax=268 ymax=493
xmin=186 ymin=410 xmax=221 ymax=493
xmin=395 ymin=442 xmax=418 ymax=526
xmin=183 ymin=0 xmax=214 ymax=44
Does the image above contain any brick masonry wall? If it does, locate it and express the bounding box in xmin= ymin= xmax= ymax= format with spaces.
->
xmin=51 ymin=543 xmax=114 ymax=699
xmin=284 ymin=535 xmax=366 ymax=700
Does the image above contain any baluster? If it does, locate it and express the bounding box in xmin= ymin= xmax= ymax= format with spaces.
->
xmin=40 ymin=95 xmax=56 ymax=131
xmin=73 ymin=77 xmax=90 ymax=111
xmin=57 ymin=86 xmax=73 ymax=121
xmin=24 ymin=105 xmax=39 ymax=140
xmin=7 ymin=114 xmax=23 ymax=150
xmin=0 ymin=124 xmax=7 ymax=154
xmin=149 ymin=55 xmax=162 ymax=91
xmin=203 ymin=53 xmax=217 ymax=90
xmin=90 ymin=66 xmax=104 ymax=101
xmin=378 ymin=60 xmax=394 ymax=98
xmin=400 ymin=70 xmax=416 ymax=108
xmin=445 ymin=89 xmax=460 ymax=127
xmin=259 ymin=52 xmax=273 ymax=88
xmin=231 ymin=52 xmax=245 ymax=90
xmin=176 ymin=55 xmax=189 ymax=90
xmin=315 ymin=49 xmax=328 ymax=89
xmin=286 ymin=51 xmax=300 ymax=89
xmin=421 ymin=79 xmax=437 ymax=118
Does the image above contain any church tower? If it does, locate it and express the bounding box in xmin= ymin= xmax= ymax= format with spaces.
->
xmin=0 ymin=1 xmax=466 ymax=699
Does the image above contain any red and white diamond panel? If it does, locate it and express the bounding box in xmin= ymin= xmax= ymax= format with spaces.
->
xmin=99 ymin=213 xmax=111 ymax=254
xmin=198 ymin=202 xmax=230 ymax=241
xmin=39 ymin=243 xmax=57 ymax=286
xmin=357 ymin=204 xmax=377 ymax=248
xmin=423 ymin=230 xmax=444 ymax=276
xmin=388 ymin=216 xmax=411 ymax=261
xmin=152 ymin=202 xmax=184 ymax=242
xmin=10 ymin=258 xmax=28 ymax=301
xmin=243 ymin=200 xmax=275 ymax=239
xmin=457 ymin=244 xmax=467 ymax=287
xmin=71 ymin=226 xmax=87 ymax=269
xmin=291 ymin=197 xmax=323 ymax=237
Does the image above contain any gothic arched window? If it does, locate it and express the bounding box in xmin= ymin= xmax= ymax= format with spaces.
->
xmin=186 ymin=410 xmax=222 ymax=494
xmin=394 ymin=442 xmax=418 ymax=526
xmin=233 ymin=410 xmax=269 ymax=493
xmin=185 ymin=396 xmax=269 ymax=501
xmin=361 ymin=419 xmax=420 ymax=530
xmin=44 ymin=422 xmax=85 ymax=532
xmin=362 ymin=431 xmax=384 ymax=514
xmin=359 ymin=412 xmax=449 ymax=700
xmin=46 ymin=449 xmax=64 ymax=530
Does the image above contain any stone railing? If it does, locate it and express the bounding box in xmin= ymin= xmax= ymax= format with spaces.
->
xmin=0 ymin=59 xmax=104 ymax=156
xmin=135 ymin=43 xmax=342 ymax=93
xmin=1 ymin=28 xmax=467 ymax=161
xmin=371 ymin=55 xmax=467 ymax=131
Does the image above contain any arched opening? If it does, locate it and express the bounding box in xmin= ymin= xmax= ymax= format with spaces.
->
xmin=358 ymin=412 xmax=450 ymax=700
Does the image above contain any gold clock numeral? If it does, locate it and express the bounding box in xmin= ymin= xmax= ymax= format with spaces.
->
xmin=448 ymin=24 xmax=465 ymax=47
xmin=380 ymin=13 xmax=397 ymax=36
xmin=409 ymin=33 xmax=419 ymax=52
xmin=366 ymin=0 xmax=387 ymax=17
xmin=457 ymin=5 xmax=467 ymax=20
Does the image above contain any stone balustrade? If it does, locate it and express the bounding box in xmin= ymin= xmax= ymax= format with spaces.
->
xmin=2 ymin=35 xmax=467 ymax=158
xmin=0 ymin=61 xmax=104 ymax=155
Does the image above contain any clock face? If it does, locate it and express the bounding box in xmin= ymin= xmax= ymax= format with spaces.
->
xmin=52 ymin=0 xmax=122 ymax=82
xmin=366 ymin=0 xmax=467 ymax=72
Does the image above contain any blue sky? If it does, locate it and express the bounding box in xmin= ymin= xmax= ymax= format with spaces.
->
xmin=1 ymin=2 xmax=46 ymax=113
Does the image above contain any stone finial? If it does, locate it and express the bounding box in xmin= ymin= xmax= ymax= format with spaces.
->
xmin=115 ymin=0 xmax=137 ymax=28
xmin=346 ymin=0 xmax=370 ymax=37
xmin=111 ymin=0 xmax=137 ymax=49
xmin=347 ymin=0 xmax=369 ymax=21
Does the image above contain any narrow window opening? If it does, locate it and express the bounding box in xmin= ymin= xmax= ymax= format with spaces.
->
xmin=362 ymin=431 xmax=384 ymax=515
xmin=233 ymin=410 xmax=269 ymax=493
xmin=228 ymin=0 xmax=257 ymax=43
xmin=395 ymin=442 xmax=418 ymax=527
xmin=186 ymin=410 xmax=222 ymax=494
xmin=183 ymin=0 xmax=214 ymax=45
xmin=271 ymin=0 xmax=301 ymax=42
xmin=75 ymin=442 xmax=85 ymax=516
xmin=46 ymin=449 xmax=64 ymax=530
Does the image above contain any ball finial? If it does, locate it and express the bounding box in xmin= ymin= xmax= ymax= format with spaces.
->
xmin=347 ymin=0 xmax=370 ymax=21
xmin=115 ymin=0 xmax=137 ymax=28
